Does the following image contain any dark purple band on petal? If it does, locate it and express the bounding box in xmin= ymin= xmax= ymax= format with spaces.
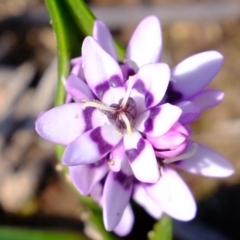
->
xmin=95 ymin=75 xmax=123 ymax=100
xmin=144 ymin=107 xmax=161 ymax=132
xmin=95 ymin=81 xmax=109 ymax=100
xmin=165 ymin=82 xmax=183 ymax=104
xmin=120 ymin=63 xmax=135 ymax=80
xmin=90 ymin=127 xmax=113 ymax=154
xmin=133 ymin=80 xmax=153 ymax=108
xmin=109 ymin=75 xmax=123 ymax=88
xmin=113 ymin=171 xmax=133 ymax=190
xmin=83 ymin=107 xmax=95 ymax=132
xmin=125 ymin=138 xmax=145 ymax=162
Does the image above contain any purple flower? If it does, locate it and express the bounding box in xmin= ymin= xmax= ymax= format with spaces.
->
xmin=35 ymin=15 xmax=234 ymax=236
xmin=36 ymin=17 xmax=182 ymax=184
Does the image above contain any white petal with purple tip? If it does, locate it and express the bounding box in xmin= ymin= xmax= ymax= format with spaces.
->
xmin=130 ymin=63 xmax=170 ymax=114
xmin=191 ymin=89 xmax=224 ymax=110
xmin=124 ymin=131 xmax=159 ymax=183
xmin=65 ymin=74 xmax=94 ymax=100
xmin=69 ymin=159 xmax=108 ymax=195
xmin=145 ymin=167 xmax=196 ymax=221
xmin=114 ymin=204 xmax=134 ymax=236
xmin=62 ymin=124 xmax=122 ymax=166
xmin=135 ymin=103 xmax=182 ymax=137
xmin=126 ymin=16 xmax=162 ymax=68
xmin=103 ymin=171 xmax=133 ymax=231
xmin=176 ymin=141 xmax=234 ymax=177
xmin=93 ymin=20 xmax=117 ymax=60
xmin=171 ymin=51 xmax=223 ymax=99
xmin=35 ymin=103 xmax=103 ymax=145
xmin=82 ymin=37 xmax=125 ymax=105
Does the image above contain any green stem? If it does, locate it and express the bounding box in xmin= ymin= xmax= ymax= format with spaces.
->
xmin=65 ymin=0 xmax=125 ymax=61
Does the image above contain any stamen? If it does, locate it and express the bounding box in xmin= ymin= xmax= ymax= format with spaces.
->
xmin=163 ymin=143 xmax=198 ymax=164
xmin=81 ymin=100 xmax=115 ymax=112
xmin=119 ymin=112 xmax=132 ymax=135
xmin=121 ymin=76 xmax=137 ymax=108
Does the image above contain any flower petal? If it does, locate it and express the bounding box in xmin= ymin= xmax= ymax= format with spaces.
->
xmin=91 ymin=183 xmax=103 ymax=204
xmin=171 ymin=51 xmax=223 ymax=99
xmin=103 ymin=171 xmax=133 ymax=231
xmin=126 ymin=16 xmax=162 ymax=68
xmin=133 ymin=184 xmax=163 ymax=219
xmin=82 ymin=37 xmax=125 ymax=105
xmin=69 ymin=158 xmax=108 ymax=195
xmin=65 ymin=74 xmax=94 ymax=100
xmin=177 ymin=101 xmax=201 ymax=125
xmin=114 ymin=204 xmax=134 ymax=236
xmin=124 ymin=131 xmax=159 ymax=183
xmin=35 ymin=103 xmax=103 ymax=145
xmin=135 ymin=103 xmax=182 ymax=137
xmin=131 ymin=63 xmax=170 ymax=114
xmin=147 ymin=131 xmax=186 ymax=150
xmin=155 ymin=141 xmax=187 ymax=158
xmin=145 ymin=167 xmax=197 ymax=221
xmin=70 ymin=57 xmax=86 ymax=80
xmin=109 ymin=141 xmax=126 ymax=172
xmin=176 ymin=141 xmax=234 ymax=177
xmin=191 ymin=89 xmax=224 ymax=110
xmin=62 ymin=125 xmax=122 ymax=165
xmin=93 ymin=20 xmax=117 ymax=60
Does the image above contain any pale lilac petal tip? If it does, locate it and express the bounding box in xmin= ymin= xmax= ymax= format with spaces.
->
xmin=93 ymin=20 xmax=117 ymax=60
xmin=171 ymin=51 xmax=224 ymax=99
xmin=65 ymin=74 xmax=94 ymax=100
xmin=191 ymin=89 xmax=224 ymax=110
xmin=146 ymin=168 xmax=197 ymax=221
xmin=69 ymin=160 xmax=108 ymax=195
xmin=126 ymin=15 xmax=162 ymax=68
xmin=103 ymin=171 xmax=133 ymax=231
xmin=133 ymin=185 xmax=163 ymax=219
xmin=114 ymin=204 xmax=134 ymax=236
xmin=36 ymin=103 xmax=88 ymax=145
xmin=177 ymin=141 xmax=234 ymax=177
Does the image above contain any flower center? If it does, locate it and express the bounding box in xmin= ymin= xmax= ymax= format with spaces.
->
xmin=81 ymin=97 xmax=137 ymax=134
xmin=81 ymin=77 xmax=137 ymax=134
xmin=105 ymin=97 xmax=137 ymax=132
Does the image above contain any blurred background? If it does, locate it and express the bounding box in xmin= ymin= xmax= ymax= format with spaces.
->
xmin=0 ymin=0 xmax=240 ymax=239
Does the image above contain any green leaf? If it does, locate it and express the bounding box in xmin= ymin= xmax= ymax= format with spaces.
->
xmin=65 ymin=0 xmax=125 ymax=61
xmin=0 ymin=227 xmax=90 ymax=240
xmin=148 ymin=215 xmax=172 ymax=240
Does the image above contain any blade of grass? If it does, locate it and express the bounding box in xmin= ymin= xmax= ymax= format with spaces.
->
xmin=0 ymin=227 xmax=89 ymax=240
